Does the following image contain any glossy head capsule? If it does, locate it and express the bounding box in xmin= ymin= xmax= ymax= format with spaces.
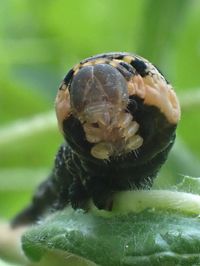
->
xmin=69 ymin=64 xmax=129 ymax=122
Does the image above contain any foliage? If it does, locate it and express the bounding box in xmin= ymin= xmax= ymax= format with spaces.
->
xmin=22 ymin=177 xmax=200 ymax=266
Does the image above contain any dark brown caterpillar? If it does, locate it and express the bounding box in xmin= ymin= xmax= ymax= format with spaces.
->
xmin=11 ymin=52 xmax=180 ymax=227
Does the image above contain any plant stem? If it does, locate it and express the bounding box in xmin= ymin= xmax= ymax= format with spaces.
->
xmin=91 ymin=190 xmax=200 ymax=216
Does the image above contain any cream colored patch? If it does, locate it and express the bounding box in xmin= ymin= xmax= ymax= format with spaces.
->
xmin=73 ymin=63 xmax=81 ymax=75
xmin=73 ymin=64 xmax=83 ymax=75
xmin=127 ymin=75 xmax=181 ymax=124
xmin=81 ymin=61 xmax=93 ymax=67
xmin=123 ymin=55 xmax=134 ymax=64
xmin=109 ymin=59 xmax=122 ymax=68
xmin=128 ymin=75 xmax=146 ymax=99
xmin=0 ymin=222 xmax=28 ymax=264
xmin=74 ymin=68 xmax=80 ymax=75
xmin=82 ymin=58 xmax=108 ymax=68
xmin=92 ymin=58 xmax=108 ymax=65
xmin=55 ymin=84 xmax=71 ymax=133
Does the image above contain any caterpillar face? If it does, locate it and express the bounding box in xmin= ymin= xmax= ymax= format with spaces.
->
xmin=55 ymin=52 xmax=180 ymax=161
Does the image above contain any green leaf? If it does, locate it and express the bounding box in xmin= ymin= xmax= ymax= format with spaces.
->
xmin=22 ymin=188 xmax=200 ymax=266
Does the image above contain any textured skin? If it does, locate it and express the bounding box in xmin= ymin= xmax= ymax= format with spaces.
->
xmin=11 ymin=52 xmax=180 ymax=227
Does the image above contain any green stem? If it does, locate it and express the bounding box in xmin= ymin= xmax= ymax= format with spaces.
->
xmin=91 ymin=190 xmax=200 ymax=216
xmin=0 ymin=111 xmax=56 ymax=145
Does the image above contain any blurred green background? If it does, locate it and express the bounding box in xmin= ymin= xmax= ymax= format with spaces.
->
xmin=0 ymin=0 xmax=200 ymax=223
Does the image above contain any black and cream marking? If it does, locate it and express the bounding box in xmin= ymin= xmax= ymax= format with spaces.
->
xmin=11 ymin=52 xmax=180 ymax=227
